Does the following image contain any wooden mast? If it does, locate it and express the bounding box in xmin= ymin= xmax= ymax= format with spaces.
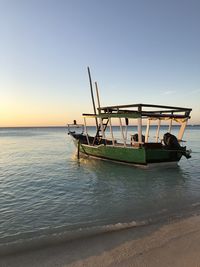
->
xmin=95 ymin=82 xmax=105 ymax=139
xmin=87 ymin=67 xmax=98 ymax=129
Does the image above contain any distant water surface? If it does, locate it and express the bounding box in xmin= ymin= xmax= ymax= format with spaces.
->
xmin=0 ymin=126 xmax=200 ymax=252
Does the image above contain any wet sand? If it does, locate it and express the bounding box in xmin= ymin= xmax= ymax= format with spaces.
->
xmin=1 ymin=215 xmax=200 ymax=267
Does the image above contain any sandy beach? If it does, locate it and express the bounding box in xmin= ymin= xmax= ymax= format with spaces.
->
xmin=1 ymin=215 xmax=200 ymax=267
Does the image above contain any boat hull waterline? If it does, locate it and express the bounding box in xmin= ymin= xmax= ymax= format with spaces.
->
xmin=72 ymin=136 xmax=184 ymax=166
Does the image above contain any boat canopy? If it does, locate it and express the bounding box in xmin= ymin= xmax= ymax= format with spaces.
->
xmin=82 ymin=103 xmax=192 ymax=120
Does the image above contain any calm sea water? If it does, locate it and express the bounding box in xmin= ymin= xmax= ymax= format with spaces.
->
xmin=0 ymin=126 xmax=200 ymax=253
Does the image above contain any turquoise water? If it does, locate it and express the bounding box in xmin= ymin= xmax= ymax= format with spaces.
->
xmin=0 ymin=126 xmax=200 ymax=253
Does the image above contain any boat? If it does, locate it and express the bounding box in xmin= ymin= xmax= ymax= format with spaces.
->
xmin=67 ymin=68 xmax=192 ymax=166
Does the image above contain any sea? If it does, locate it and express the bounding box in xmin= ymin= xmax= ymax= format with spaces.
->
xmin=0 ymin=126 xmax=200 ymax=254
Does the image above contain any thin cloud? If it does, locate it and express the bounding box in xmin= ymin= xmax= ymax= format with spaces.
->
xmin=191 ymin=89 xmax=200 ymax=94
xmin=163 ymin=90 xmax=176 ymax=95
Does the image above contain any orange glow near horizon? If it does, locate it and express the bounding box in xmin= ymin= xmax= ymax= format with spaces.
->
xmin=0 ymin=109 xmax=83 ymax=127
xmin=1 ymin=91 xmax=199 ymax=127
xmin=1 ymin=109 xmax=199 ymax=127
xmin=0 ymin=90 xmax=84 ymax=127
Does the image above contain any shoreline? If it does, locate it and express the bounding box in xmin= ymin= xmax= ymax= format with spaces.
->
xmin=1 ymin=214 xmax=200 ymax=267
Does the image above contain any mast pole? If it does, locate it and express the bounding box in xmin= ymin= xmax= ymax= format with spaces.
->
xmin=95 ymin=82 xmax=101 ymax=112
xmin=95 ymin=82 xmax=105 ymax=139
xmin=87 ymin=67 xmax=98 ymax=129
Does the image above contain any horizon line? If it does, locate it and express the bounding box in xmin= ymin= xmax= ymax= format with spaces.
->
xmin=1 ymin=124 xmax=200 ymax=129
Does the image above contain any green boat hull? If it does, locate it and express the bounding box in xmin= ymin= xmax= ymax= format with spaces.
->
xmin=78 ymin=143 xmax=183 ymax=165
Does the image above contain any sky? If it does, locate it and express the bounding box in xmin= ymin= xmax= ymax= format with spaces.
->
xmin=0 ymin=0 xmax=200 ymax=126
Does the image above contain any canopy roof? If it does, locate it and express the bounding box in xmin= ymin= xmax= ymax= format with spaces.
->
xmin=82 ymin=103 xmax=192 ymax=120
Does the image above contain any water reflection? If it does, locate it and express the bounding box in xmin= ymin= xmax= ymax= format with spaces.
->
xmin=75 ymin=155 xmax=200 ymax=224
xmin=0 ymin=127 xmax=200 ymax=246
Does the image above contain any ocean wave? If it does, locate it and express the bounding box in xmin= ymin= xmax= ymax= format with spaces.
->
xmin=0 ymin=219 xmax=149 ymax=256
xmin=1 ymin=202 xmax=200 ymax=257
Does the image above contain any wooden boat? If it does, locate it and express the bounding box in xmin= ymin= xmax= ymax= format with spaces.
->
xmin=67 ymin=68 xmax=192 ymax=166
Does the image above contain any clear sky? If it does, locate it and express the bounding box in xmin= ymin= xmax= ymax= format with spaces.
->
xmin=0 ymin=0 xmax=200 ymax=126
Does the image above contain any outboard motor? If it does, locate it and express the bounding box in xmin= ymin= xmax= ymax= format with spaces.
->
xmin=163 ymin=132 xmax=180 ymax=149
xmin=163 ymin=132 xmax=191 ymax=159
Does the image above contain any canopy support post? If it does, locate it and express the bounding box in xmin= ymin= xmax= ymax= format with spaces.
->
xmin=119 ymin=117 xmax=126 ymax=147
xmin=178 ymin=120 xmax=187 ymax=141
xmin=155 ymin=119 xmax=161 ymax=143
xmin=84 ymin=117 xmax=90 ymax=145
xmin=168 ymin=118 xmax=173 ymax=133
xmin=109 ymin=118 xmax=115 ymax=146
xmin=138 ymin=105 xmax=142 ymax=143
xmin=145 ymin=119 xmax=150 ymax=143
